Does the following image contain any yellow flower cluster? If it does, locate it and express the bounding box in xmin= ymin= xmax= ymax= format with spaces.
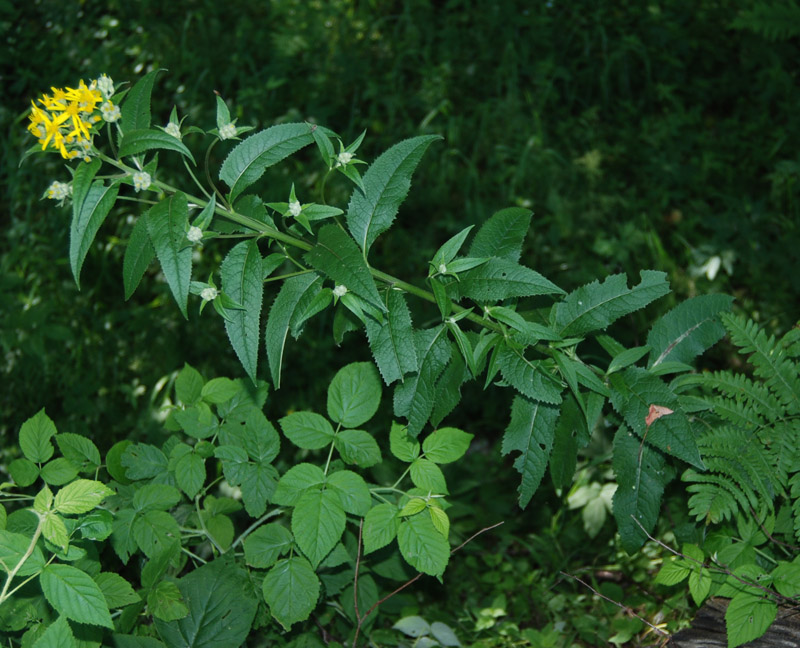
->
xmin=27 ymin=79 xmax=113 ymax=162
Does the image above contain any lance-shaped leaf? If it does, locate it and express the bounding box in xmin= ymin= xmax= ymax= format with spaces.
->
xmin=609 ymin=367 xmax=704 ymax=469
xmin=496 ymin=345 xmax=563 ymax=404
xmin=647 ymin=294 xmax=734 ymax=368
xmin=455 ymin=258 xmax=564 ymax=302
xmin=364 ymin=290 xmax=417 ymax=384
xmin=502 ymin=395 xmax=560 ymax=508
xmin=554 ymin=270 xmax=670 ymax=337
xmin=304 ymin=224 xmax=385 ymax=313
xmin=394 ymin=326 xmax=451 ymax=437
xmin=468 ymin=207 xmax=532 ymax=262
xmin=123 ymin=214 xmax=155 ymax=300
xmin=219 ymin=123 xmax=318 ymax=202
xmin=221 ymin=240 xmax=264 ymax=382
xmin=612 ymin=425 xmax=675 ymax=553
xmin=118 ymin=129 xmax=196 ymax=164
xmin=121 ymin=68 xmax=163 ymax=133
xmin=346 ymin=135 xmax=441 ymax=255
xmin=147 ymin=192 xmax=191 ymax=318
xmin=70 ymin=180 xmax=120 ymax=288
xmin=265 ymin=273 xmax=322 ymax=389
xmin=549 ymin=393 xmax=590 ymax=490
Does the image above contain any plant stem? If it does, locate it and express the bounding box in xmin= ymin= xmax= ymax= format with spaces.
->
xmin=230 ymin=509 xmax=284 ymax=551
xmin=0 ymin=514 xmax=43 ymax=605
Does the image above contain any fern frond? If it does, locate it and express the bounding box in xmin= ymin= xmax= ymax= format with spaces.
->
xmin=768 ymin=420 xmax=800 ymax=483
xmin=730 ymin=2 xmax=800 ymax=41
xmin=701 ymin=370 xmax=783 ymax=423
xmin=721 ymin=313 xmax=800 ymax=414
xmin=790 ymin=472 xmax=800 ymax=542
xmin=781 ymin=325 xmax=800 ymax=359
xmin=684 ymin=471 xmax=751 ymax=524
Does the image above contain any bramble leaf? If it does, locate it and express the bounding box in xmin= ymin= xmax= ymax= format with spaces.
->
xmin=397 ymin=513 xmax=449 ymax=577
xmin=262 ymin=556 xmax=320 ymax=630
xmin=40 ymin=563 xmax=113 ymax=628
xmin=327 ymin=362 xmax=382 ymax=428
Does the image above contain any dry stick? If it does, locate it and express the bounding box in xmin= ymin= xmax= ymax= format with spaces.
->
xmin=351 ymin=521 xmax=505 ymax=648
xmin=559 ymin=571 xmax=669 ymax=638
xmin=631 ymin=516 xmax=800 ymax=606
xmin=752 ymin=507 xmax=800 ymax=553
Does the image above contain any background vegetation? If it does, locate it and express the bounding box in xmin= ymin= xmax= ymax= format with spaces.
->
xmin=2 ymin=1 xmax=799 ymax=645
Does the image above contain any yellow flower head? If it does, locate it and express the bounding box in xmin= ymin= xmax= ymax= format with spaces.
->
xmin=27 ymin=77 xmax=109 ymax=161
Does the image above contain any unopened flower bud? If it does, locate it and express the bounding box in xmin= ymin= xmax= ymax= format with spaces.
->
xmin=288 ymin=200 xmax=302 ymax=218
xmin=336 ymin=151 xmax=353 ymax=166
xmin=333 ymin=285 xmax=348 ymax=298
xmin=165 ymin=122 xmax=181 ymax=139
xmin=187 ymin=226 xmax=203 ymax=243
xmin=101 ymin=102 xmax=121 ymax=122
xmin=133 ymin=171 xmax=152 ymax=192
xmin=219 ymin=123 xmax=237 ymax=140
xmin=200 ymin=287 xmax=218 ymax=302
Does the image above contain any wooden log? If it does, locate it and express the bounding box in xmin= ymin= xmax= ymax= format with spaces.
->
xmin=669 ymin=597 xmax=800 ymax=648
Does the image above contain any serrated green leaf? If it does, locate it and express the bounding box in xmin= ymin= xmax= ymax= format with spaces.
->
xmin=292 ymin=488 xmax=345 ymax=567
xmin=305 ymin=225 xmax=386 ymax=314
xmin=119 ymin=129 xmax=196 ymax=164
xmin=364 ymin=290 xmax=418 ymax=385
xmin=121 ymin=69 xmax=162 ymax=133
xmin=54 ymin=480 xmax=114 ymax=515
xmin=346 ymin=135 xmax=441 ymax=255
xmin=220 ymin=123 xmax=317 ymax=202
xmin=175 ymin=363 xmax=204 ymax=406
xmin=393 ymin=616 xmax=431 ymax=638
xmin=456 ymin=258 xmax=563 ymax=302
xmin=173 ymin=403 xmax=218 ymax=439
xmin=555 ymin=270 xmax=670 ymax=337
xmin=20 ymin=408 xmax=57 ymax=463
xmin=397 ymin=512 xmax=449 ymax=577
xmin=70 ymin=180 xmax=120 ymax=289
xmin=280 ymin=412 xmax=335 ymax=450
xmin=609 ymin=367 xmax=704 ymax=469
xmin=265 ymin=273 xmax=321 ymax=389
xmin=611 ymin=425 xmax=674 ymax=553
xmin=133 ymin=510 xmax=180 ymax=558
xmin=42 ymin=513 xmax=69 ymax=550
xmin=607 ymin=346 xmax=651 ymax=374
xmin=121 ymin=443 xmax=168 ymax=480
xmin=174 ymin=451 xmax=204 ymax=499
xmin=422 ymin=427 xmax=473 ymax=464
xmin=429 ymin=506 xmax=450 ymax=538
xmin=41 ymin=563 xmax=113 ymax=628
xmin=430 ymin=350 xmax=467 ymax=428
xmin=96 ymin=572 xmax=140 ymax=609
xmin=496 ymin=345 xmax=563 ymax=404
xmin=334 ymin=429 xmax=382 ymax=467
xmin=243 ymin=523 xmax=293 ymax=569
xmin=147 ymin=192 xmax=191 ymax=318
xmin=432 ymin=225 xmax=474 ymax=267
xmin=648 ymin=294 xmax=733 ymax=368
xmin=501 ymin=396 xmax=560 ymax=508
xmin=725 ymin=592 xmax=777 ymax=648
xmin=55 ymin=434 xmax=100 ymax=474
xmin=468 ymin=207 xmax=532 ymax=262
xmin=363 ymin=503 xmax=400 ymax=554
xmin=399 ymin=498 xmax=428 ymax=517
xmin=410 ymin=458 xmax=447 ymax=493
xmin=40 ymin=458 xmax=79 ymax=486
xmin=272 ymin=463 xmax=326 ymax=506
xmin=9 ymin=457 xmax=39 ymax=487
xmin=390 ymin=421 xmax=421 ymax=462
xmin=148 ymin=580 xmax=188 ymax=622
xmin=240 ymin=463 xmax=279 ymax=518
xmin=154 ymin=558 xmax=258 ymax=646
xmin=78 ymin=509 xmax=114 ymax=541
xmin=653 ymin=558 xmax=690 ymax=586
xmin=123 ymin=213 xmax=155 ymax=300
xmin=549 ymin=393 xmax=589 ymax=490
xmin=262 ymin=556 xmax=320 ymax=630
xmin=200 ymin=377 xmax=239 ymax=404
xmin=327 ymin=362 xmax=382 ymax=428
xmin=221 ymin=239 xmax=264 ymax=382
xmin=327 ymin=470 xmax=371 ymax=516
xmin=0 ymin=530 xmax=46 ymax=576
xmin=33 ymin=616 xmax=76 ymax=648
xmin=131 ymin=483 xmax=182 ymax=512
xmin=394 ymin=326 xmax=452 ymax=437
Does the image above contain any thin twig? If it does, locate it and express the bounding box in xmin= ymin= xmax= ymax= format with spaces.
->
xmin=354 ymin=519 xmax=363 ymax=621
xmin=351 ymin=521 xmax=504 ymax=648
xmin=560 ymin=571 xmax=669 ymax=637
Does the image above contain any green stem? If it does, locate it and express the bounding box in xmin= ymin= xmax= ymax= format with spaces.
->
xmin=194 ymin=496 xmax=224 ymax=555
xmin=0 ymin=514 xmax=43 ymax=605
xmin=230 ymin=509 xmax=284 ymax=551
xmin=264 ymin=269 xmax=316 ymax=284
xmin=183 ymin=157 xmax=212 ymax=200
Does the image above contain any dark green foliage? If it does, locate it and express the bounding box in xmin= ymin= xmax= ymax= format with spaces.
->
xmin=680 ymin=314 xmax=800 ymax=528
